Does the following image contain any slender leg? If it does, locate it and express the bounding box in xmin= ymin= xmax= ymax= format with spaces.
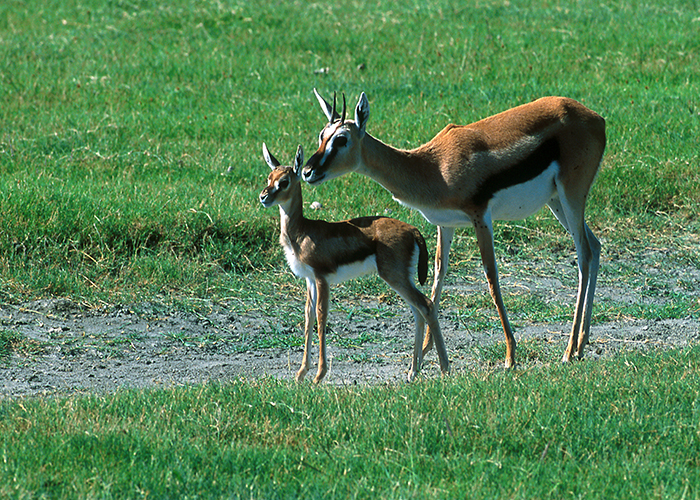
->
xmin=313 ymin=276 xmax=330 ymax=384
xmin=423 ymin=225 xmax=454 ymax=355
xmin=549 ymin=197 xmax=600 ymax=362
xmin=407 ymin=305 xmax=425 ymax=382
xmin=472 ymin=212 xmax=516 ymax=368
xmin=427 ymin=301 xmax=450 ymax=375
xmin=564 ymin=220 xmax=599 ymax=361
xmin=578 ymin=223 xmax=600 ymax=356
xmin=296 ymin=278 xmax=316 ymax=382
xmin=389 ymin=280 xmax=450 ymax=380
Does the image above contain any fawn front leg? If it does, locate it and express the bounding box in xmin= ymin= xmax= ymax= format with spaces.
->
xmin=313 ymin=276 xmax=330 ymax=384
xmin=297 ymin=279 xmax=316 ymax=382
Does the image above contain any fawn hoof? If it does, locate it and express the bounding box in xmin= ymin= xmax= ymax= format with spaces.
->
xmin=312 ymin=367 xmax=327 ymax=384
xmin=296 ymin=368 xmax=308 ymax=382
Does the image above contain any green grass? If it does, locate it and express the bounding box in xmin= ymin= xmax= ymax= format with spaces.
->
xmin=1 ymin=0 xmax=698 ymax=308
xmin=2 ymin=347 xmax=700 ymax=499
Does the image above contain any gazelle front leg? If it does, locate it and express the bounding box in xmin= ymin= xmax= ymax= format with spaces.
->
xmin=423 ymin=225 xmax=455 ymax=356
xmin=313 ymin=275 xmax=330 ymax=384
xmin=473 ymin=213 xmax=516 ymax=369
xmin=296 ymin=278 xmax=317 ymax=382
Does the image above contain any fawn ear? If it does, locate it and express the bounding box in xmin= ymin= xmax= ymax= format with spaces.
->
xmin=262 ymin=142 xmax=280 ymax=170
xmin=293 ymin=145 xmax=304 ymax=177
xmin=355 ymin=92 xmax=370 ymax=136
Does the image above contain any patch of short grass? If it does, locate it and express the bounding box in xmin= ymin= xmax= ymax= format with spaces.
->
xmin=2 ymin=347 xmax=699 ymax=499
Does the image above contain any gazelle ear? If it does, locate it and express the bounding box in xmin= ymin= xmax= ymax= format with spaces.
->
xmin=314 ymin=88 xmax=339 ymax=122
xmin=355 ymin=92 xmax=370 ymax=135
xmin=262 ymin=142 xmax=280 ymax=170
xmin=293 ymin=145 xmax=304 ymax=177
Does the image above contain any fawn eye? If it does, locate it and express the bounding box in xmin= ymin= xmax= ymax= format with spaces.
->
xmin=333 ymin=135 xmax=348 ymax=148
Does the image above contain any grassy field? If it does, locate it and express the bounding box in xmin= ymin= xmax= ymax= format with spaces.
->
xmin=2 ymin=347 xmax=700 ymax=499
xmin=1 ymin=0 xmax=699 ymax=497
xmin=1 ymin=0 xmax=698 ymax=306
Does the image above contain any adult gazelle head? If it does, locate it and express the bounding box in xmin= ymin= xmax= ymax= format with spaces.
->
xmin=302 ymin=89 xmax=370 ymax=185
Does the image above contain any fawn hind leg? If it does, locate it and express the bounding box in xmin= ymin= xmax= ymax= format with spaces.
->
xmin=547 ymin=195 xmax=600 ymax=363
xmin=389 ymin=278 xmax=450 ymax=381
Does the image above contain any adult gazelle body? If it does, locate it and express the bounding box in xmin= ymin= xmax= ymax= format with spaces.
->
xmin=259 ymin=143 xmax=449 ymax=383
xmin=302 ymin=91 xmax=606 ymax=367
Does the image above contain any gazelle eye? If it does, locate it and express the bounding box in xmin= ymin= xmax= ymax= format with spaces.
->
xmin=333 ymin=136 xmax=348 ymax=148
xmin=278 ymin=178 xmax=289 ymax=189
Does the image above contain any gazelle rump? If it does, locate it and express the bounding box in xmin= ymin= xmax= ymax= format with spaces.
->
xmin=302 ymin=90 xmax=606 ymax=367
xmin=259 ymin=143 xmax=449 ymax=383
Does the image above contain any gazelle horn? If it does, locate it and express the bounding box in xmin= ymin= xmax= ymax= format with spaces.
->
xmin=331 ymin=92 xmax=337 ymax=123
xmin=340 ymin=93 xmax=347 ymax=123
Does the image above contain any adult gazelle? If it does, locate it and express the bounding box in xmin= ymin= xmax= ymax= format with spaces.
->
xmin=302 ymin=91 xmax=606 ymax=367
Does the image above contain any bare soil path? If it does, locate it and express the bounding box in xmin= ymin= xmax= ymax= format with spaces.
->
xmin=2 ymin=281 xmax=698 ymax=397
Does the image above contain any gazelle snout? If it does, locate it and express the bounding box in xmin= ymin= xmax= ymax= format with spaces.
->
xmin=301 ymin=158 xmax=325 ymax=185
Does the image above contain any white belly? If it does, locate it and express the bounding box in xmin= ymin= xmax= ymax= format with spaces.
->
xmin=395 ymin=161 xmax=559 ymax=226
xmin=327 ymin=255 xmax=378 ymax=284
xmin=284 ymin=244 xmax=378 ymax=284
xmin=489 ymin=161 xmax=558 ymax=221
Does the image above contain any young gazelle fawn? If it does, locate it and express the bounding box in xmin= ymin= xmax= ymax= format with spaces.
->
xmin=259 ymin=143 xmax=449 ymax=383
xmin=303 ymin=91 xmax=606 ymax=367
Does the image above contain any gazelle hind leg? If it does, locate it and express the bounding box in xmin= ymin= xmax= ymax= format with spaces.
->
xmin=547 ymin=196 xmax=600 ymax=362
xmin=387 ymin=279 xmax=450 ymax=379
xmin=423 ymin=225 xmax=454 ymax=356
xmin=407 ymin=305 xmax=426 ymax=382
xmin=297 ymin=279 xmax=317 ymax=382
xmin=578 ymin=223 xmax=600 ymax=355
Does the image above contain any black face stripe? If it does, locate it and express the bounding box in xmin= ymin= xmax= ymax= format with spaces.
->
xmin=474 ymin=137 xmax=560 ymax=206
xmin=321 ymin=144 xmax=338 ymax=168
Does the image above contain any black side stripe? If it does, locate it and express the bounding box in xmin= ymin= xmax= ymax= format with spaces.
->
xmin=474 ymin=137 xmax=560 ymax=206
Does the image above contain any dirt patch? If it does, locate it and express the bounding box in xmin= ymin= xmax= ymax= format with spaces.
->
xmin=2 ymin=275 xmax=699 ymax=398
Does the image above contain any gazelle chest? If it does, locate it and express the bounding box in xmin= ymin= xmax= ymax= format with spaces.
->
xmin=281 ymin=236 xmax=315 ymax=280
